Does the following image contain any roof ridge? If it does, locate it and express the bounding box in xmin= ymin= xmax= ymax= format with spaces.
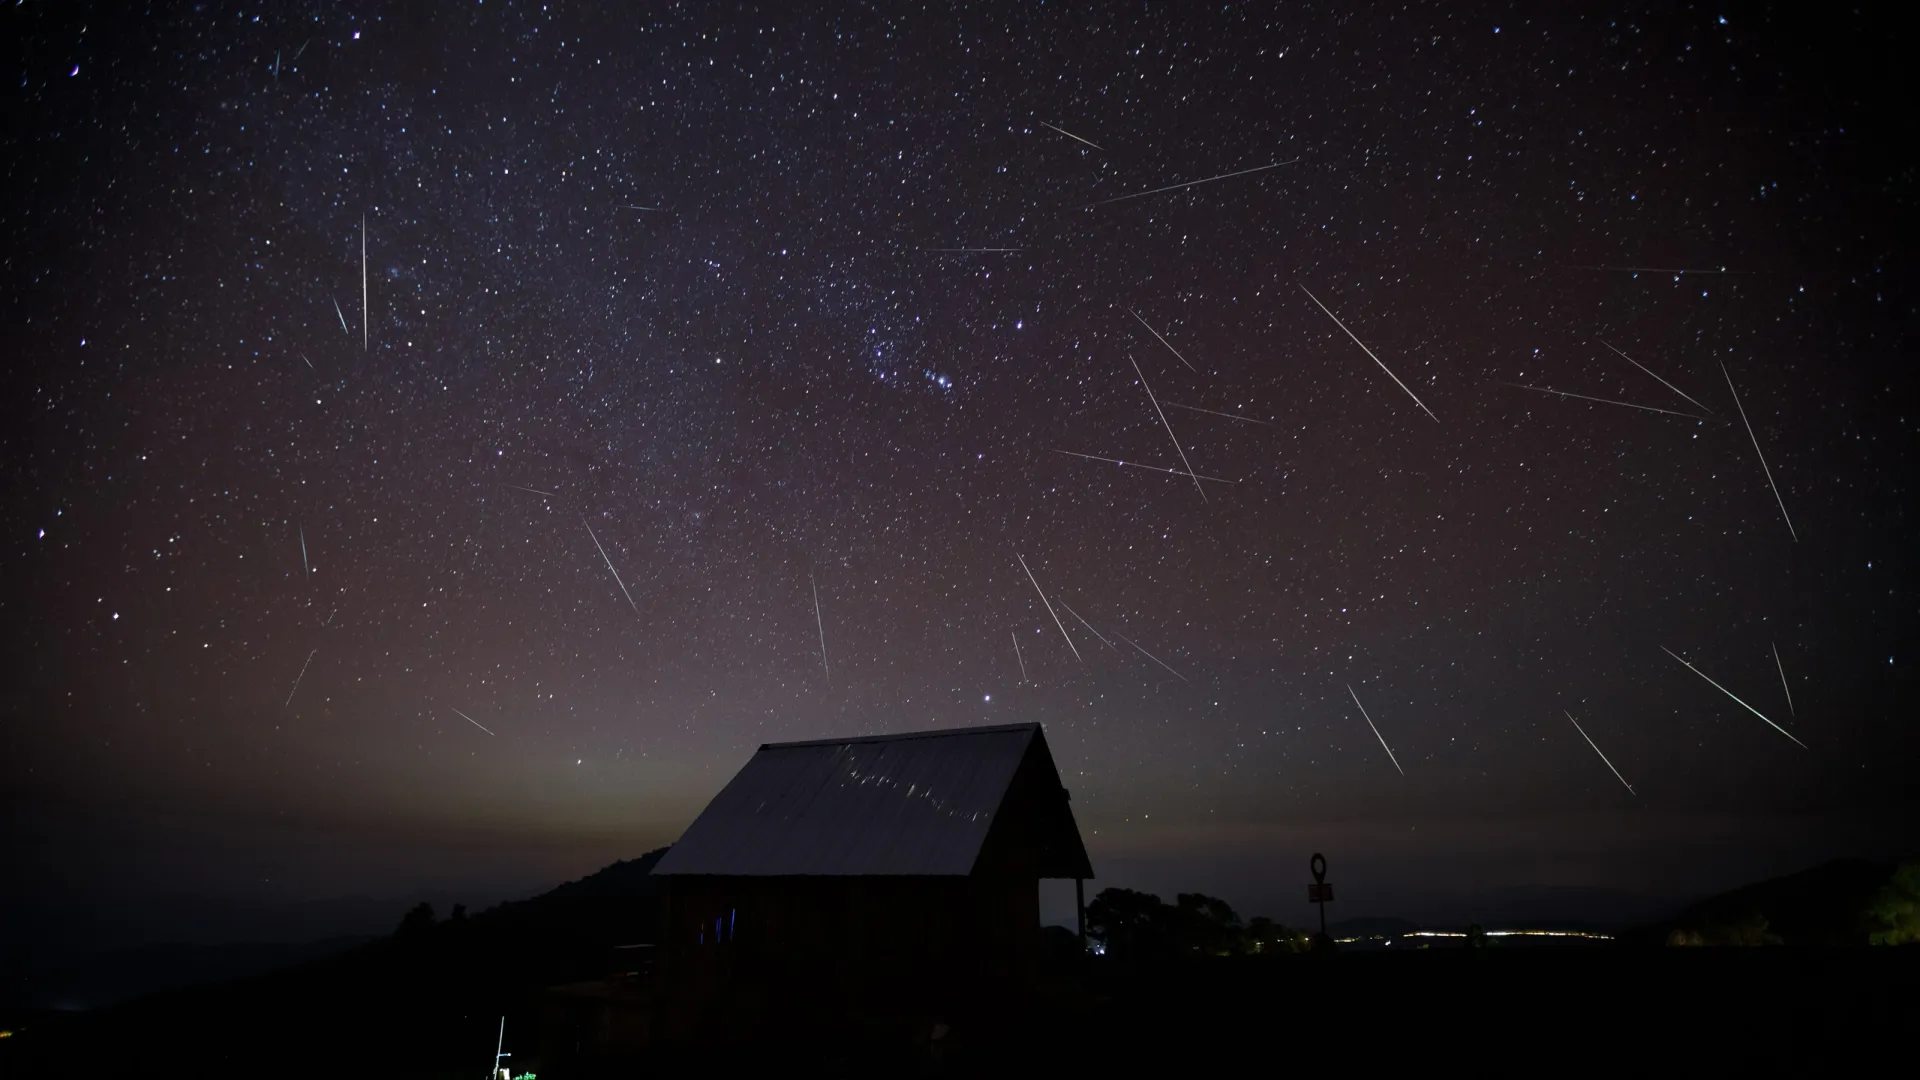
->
xmin=760 ymin=721 xmax=1039 ymax=750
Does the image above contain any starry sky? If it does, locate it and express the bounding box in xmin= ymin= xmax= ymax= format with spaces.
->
xmin=3 ymin=2 xmax=1915 ymax=936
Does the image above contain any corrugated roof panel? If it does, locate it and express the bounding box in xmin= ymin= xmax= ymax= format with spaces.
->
xmin=652 ymin=724 xmax=1039 ymax=876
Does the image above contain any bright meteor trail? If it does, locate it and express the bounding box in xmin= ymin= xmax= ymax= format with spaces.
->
xmin=1495 ymin=381 xmax=1709 ymax=421
xmin=1048 ymin=448 xmax=1236 ymax=485
xmin=1566 ymin=711 xmax=1635 ymax=795
xmin=1662 ymin=646 xmax=1807 ymax=748
xmin=1127 ymin=354 xmax=1208 ymax=504
xmin=1723 ymin=362 xmax=1797 ymax=542
xmin=1300 ymin=285 xmax=1438 ymax=423
xmin=1016 ymin=553 xmax=1080 ymax=662
xmin=450 ymin=707 xmax=496 ymax=736
xmin=583 ymin=518 xmax=639 ymax=615
xmin=1772 ymin=642 xmax=1796 ymax=717
xmin=285 ymin=649 xmax=316 ymax=709
xmin=1082 ymin=159 xmax=1296 ymax=208
xmin=1600 ymin=340 xmax=1714 ymax=415
xmin=1347 ymin=684 xmax=1404 ymax=775
xmin=810 ymin=574 xmax=830 ymax=686
xmin=1129 ymin=309 xmax=1198 ymax=373
xmin=1038 ymin=120 xmax=1105 ymax=151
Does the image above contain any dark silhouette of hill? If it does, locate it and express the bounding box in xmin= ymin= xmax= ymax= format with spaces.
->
xmin=1631 ymin=858 xmax=1899 ymax=946
xmin=8 ymin=936 xmax=373 ymax=1013
xmin=503 ymin=850 xmax=669 ymax=905
xmin=0 ymin=856 xmax=670 ymax=1015
xmin=0 ymin=847 xmax=671 ymax=1079
xmin=0 ymin=892 xmax=455 ymax=957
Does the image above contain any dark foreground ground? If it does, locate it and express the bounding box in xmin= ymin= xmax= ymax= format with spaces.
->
xmin=4 ymin=946 xmax=1915 ymax=1076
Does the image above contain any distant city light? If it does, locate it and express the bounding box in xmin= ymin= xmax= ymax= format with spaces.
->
xmin=1334 ymin=928 xmax=1614 ymax=944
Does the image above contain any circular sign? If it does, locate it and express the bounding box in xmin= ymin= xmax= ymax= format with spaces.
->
xmin=1310 ymin=852 xmax=1327 ymax=883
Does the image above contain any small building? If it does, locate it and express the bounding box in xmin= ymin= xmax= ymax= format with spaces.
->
xmin=648 ymin=721 xmax=1093 ymax=1044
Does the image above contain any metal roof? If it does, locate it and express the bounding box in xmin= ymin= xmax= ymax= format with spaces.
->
xmin=652 ymin=723 xmax=1063 ymax=876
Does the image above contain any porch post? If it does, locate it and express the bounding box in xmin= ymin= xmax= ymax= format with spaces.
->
xmin=1075 ymin=877 xmax=1086 ymax=951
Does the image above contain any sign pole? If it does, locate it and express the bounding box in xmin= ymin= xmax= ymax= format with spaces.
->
xmin=1308 ymin=853 xmax=1333 ymax=943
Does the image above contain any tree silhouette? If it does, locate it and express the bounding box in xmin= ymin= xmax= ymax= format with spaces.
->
xmin=1245 ymin=916 xmax=1308 ymax=954
xmin=1087 ymin=887 xmax=1305 ymax=959
xmin=1174 ymin=893 xmax=1244 ymax=955
xmin=395 ymin=902 xmax=437 ymax=939
xmin=1085 ymin=887 xmax=1167 ymax=959
xmin=1869 ymin=863 xmax=1920 ymax=945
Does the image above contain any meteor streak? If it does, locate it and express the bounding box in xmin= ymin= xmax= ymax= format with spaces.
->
xmin=1495 ymin=381 xmax=1708 ymax=420
xmin=1127 ymin=354 xmax=1208 ymax=503
xmin=1082 ymin=159 xmax=1296 ymax=208
xmin=1038 ymin=120 xmax=1105 ymax=151
xmin=1129 ymin=309 xmax=1197 ymax=373
xmin=1661 ymin=646 xmax=1806 ymax=748
xmin=1011 ymin=631 xmax=1028 ymax=682
xmin=1117 ymin=633 xmax=1187 ymax=682
xmin=1600 ymin=340 xmax=1714 ymax=415
xmin=1771 ymin=642 xmax=1795 ymax=716
xmin=361 ymin=214 xmax=368 ymax=351
xmin=451 ymin=707 xmax=496 ymax=736
xmin=503 ymin=484 xmax=556 ymax=498
xmin=1049 ymin=448 xmax=1235 ymax=485
xmin=1566 ymin=711 xmax=1635 ymax=795
xmin=1059 ymin=600 xmax=1117 ymax=651
xmin=1016 ymin=553 xmax=1081 ymax=662
xmin=811 ymin=574 xmax=830 ymax=685
xmin=1723 ymin=362 xmax=1796 ymax=541
xmin=332 ymin=296 xmax=350 ymax=335
xmin=298 ymin=524 xmax=309 ymax=577
xmin=583 ymin=517 xmax=640 ymax=615
xmin=285 ymin=649 xmax=316 ymax=709
xmin=1346 ymin=684 xmax=1404 ymax=775
xmin=1163 ymin=402 xmax=1271 ymax=425
xmin=1300 ymin=285 xmax=1438 ymax=422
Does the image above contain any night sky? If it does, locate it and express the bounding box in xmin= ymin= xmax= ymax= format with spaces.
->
xmin=4 ymin=3 xmax=1915 ymax=939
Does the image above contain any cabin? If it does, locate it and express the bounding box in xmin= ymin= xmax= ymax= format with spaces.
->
xmin=648 ymin=721 xmax=1093 ymax=1044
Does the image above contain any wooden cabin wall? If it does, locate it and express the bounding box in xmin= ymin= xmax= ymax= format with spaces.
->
xmin=658 ymin=875 xmax=1042 ymax=1023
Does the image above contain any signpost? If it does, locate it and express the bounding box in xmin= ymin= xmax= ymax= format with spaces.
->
xmin=1308 ymin=852 xmax=1334 ymax=939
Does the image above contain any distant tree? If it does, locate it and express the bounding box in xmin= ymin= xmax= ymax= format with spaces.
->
xmin=1089 ymin=886 xmax=1311 ymax=959
xmin=1679 ymin=911 xmax=1779 ymax=946
xmin=1465 ymin=924 xmax=1489 ymax=949
xmin=1174 ymin=893 xmax=1244 ymax=956
xmin=449 ymin=903 xmax=468 ymax=923
xmin=1245 ymin=916 xmax=1309 ymax=955
xmin=1869 ymin=863 xmax=1920 ymax=945
xmin=1085 ymin=887 xmax=1166 ymax=959
xmin=1719 ymin=912 xmax=1780 ymax=946
xmin=395 ymin=902 xmax=437 ymax=938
